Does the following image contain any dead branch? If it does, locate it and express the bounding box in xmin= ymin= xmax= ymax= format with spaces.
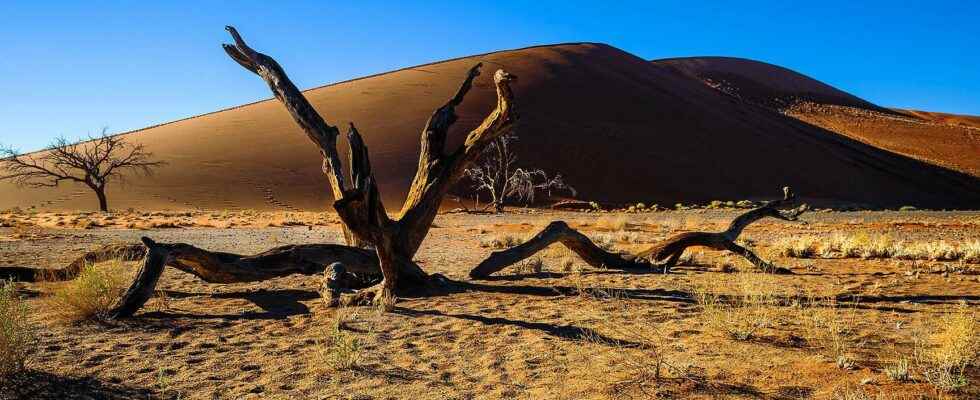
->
xmin=470 ymin=187 xmax=807 ymax=278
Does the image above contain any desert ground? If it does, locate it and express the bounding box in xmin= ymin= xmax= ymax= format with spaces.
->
xmin=1 ymin=208 xmax=978 ymax=399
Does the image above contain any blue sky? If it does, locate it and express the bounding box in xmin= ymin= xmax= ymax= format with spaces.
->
xmin=1 ymin=1 xmax=977 ymax=151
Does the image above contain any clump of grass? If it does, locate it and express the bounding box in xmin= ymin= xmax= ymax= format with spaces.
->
xmin=774 ymin=235 xmax=820 ymax=258
xmin=591 ymin=233 xmax=616 ymax=252
xmin=801 ymin=299 xmax=861 ymax=369
xmin=883 ymin=357 xmax=911 ymax=382
xmin=912 ymin=304 xmax=977 ymax=392
xmin=559 ymin=257 xmax=576 ymax=272
xmin=313 ymin=307 xmax=362 ymax=371
xmin=47 ymin=262 xmax=126 ymax=322
xmin=479 ymin=234 xmax=523 ymax=249
xmin=374 ymin=291 xmax=397 ymax=314
xmin=514 ymin=257 xmax=544 ymax=275
xmin=1 ymin=280 xmax=36 ymax=380
xmin=774 ymin=233 xmax=980 ymax=264
xmin=692 ymin=272 xmax=780 ymax=341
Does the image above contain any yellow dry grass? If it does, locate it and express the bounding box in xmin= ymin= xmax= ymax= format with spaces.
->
xmin=0 ymin=280 xmax=36 ymax=381
xmin=46 ymin=261 xmax=128 ymax=322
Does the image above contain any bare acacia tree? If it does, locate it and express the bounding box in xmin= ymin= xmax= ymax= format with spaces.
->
xmin=0 ymin=129 xmax=165 ymax=212
xmin=463 ymin=131 xmax=575 ymax=212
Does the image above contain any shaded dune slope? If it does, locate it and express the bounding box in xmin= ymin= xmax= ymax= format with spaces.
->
xmin=2 ymin=44 xmax=978 ymax=211
xmin=660 ymin=56 xmax=980 ymax=177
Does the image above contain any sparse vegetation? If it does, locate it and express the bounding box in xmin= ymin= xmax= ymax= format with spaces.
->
xmin=774 ymin=232 xmax=980 ymax=263
xmin=801 ymin=300 xmax=861 ymax=370
xmin=692 ymin=271 xmax=781 ymax=341
xmin=480 ymin=234 xmax=524 ymax=249
xmin=313 ymin=307 xmax=363 ymax=372
xmin=47 ymin=262 xmax=126 ymax=322
xmin=912 ymin=304 xmax=977 ymax=392
xmin=1 ymin=280 xmax=36 ymax=381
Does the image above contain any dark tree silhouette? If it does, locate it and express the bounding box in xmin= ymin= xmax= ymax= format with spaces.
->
xmin=0 ymin=129 xmax=165 ymax=212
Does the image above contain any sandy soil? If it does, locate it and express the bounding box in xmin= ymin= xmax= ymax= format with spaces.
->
xmin=2 ymin=209 xmax=978 ymax=399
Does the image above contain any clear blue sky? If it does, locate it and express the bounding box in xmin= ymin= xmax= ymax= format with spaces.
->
xmin=2 ymin=1 xmax=978 ymax=152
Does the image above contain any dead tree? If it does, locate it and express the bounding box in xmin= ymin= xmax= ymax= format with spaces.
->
xmin=470 ymin=187 xmax=808 ymax=278
xmin=221 ymin=25 xmax=517 ymax=305
xmin=15 ymin=25 xmax=517 ymax=316
xmin=0 ymin=129 xmax=165 ymax=212
xmin=463 ymin=130 xmax=575 ymax=212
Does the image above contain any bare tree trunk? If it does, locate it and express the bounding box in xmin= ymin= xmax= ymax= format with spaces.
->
xmin=94 ymin=186 xmax=109 ymax=212
xmin=222 ymin=25 xmax=518 ymax=305
xmin=471 ymin=187 xmax=807 ymax=278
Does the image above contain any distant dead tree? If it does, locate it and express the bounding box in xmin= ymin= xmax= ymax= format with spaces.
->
xmin=0 ymin=129 xmax=165 ymax=212
xmin=463 ymin=130 xmax=575 ymax=212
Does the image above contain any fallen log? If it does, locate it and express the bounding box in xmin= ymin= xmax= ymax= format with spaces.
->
xmin=470 ymin=187 xmax=807 ymax=278
xmin=107 ymin=237 xmax=389 ymax=318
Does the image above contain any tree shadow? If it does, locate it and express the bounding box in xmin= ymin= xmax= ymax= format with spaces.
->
xmin=1 ymin=370 xmax=159 ymax=400
xmin=453 ymin=280 xmax=697 ymax=304
xmin=395 ymin=306 xmax=643 ymax=348
xmin=135 ymin=288 xmax=319 ymax=321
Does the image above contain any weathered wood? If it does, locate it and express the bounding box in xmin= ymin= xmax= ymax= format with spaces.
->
xmin=470 ymin=221 xmax=652 ymax=278
xmin=224 ymin=26 xmax=517 ymax=304
xmin=471 ymin=187 xmax=808 ymax=278
xmin=0 ymin=243 xmax=145 ymax=282
xmin=105 ymin=236 xmax=391 ymax=316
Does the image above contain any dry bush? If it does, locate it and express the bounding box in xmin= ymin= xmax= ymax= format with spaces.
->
xmin=312 ymin=307 xmax=362 ymax=372
xmin=912 ymin=304 xmax=978 ymax=392
xmin=691 ymin=272 xmax=781 ymax=341
xmin=1 ymin=280 xmax=36 ymax=380
xmin=47 ymin=261 xmax=127 ymax=322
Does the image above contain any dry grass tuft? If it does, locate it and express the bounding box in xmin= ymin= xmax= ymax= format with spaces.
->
xmin=774 ymin=232 xmax=980 ymax=263
xmin=1 ymin=280 xmax=36 ymax=381
xmin=514 ymin=257 xmax=545 ymax=275
xmin=912 ymin=303 xmax=978 ymax=392
xmin=312 ymin=307 xmax=362 ymax=372
xmin=691 ymin=271 xmax=781 ymax=341
xmin=46 ymin=261 xmax=127 ymax=322
xmin=801 ymin=299 xmax=862 ymax=369
xmin=479 ymin=234 xmax=523 ymax=249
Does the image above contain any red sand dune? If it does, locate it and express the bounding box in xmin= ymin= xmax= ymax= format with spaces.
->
xmin=2 ymin=43 xmax=978 ymax=211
